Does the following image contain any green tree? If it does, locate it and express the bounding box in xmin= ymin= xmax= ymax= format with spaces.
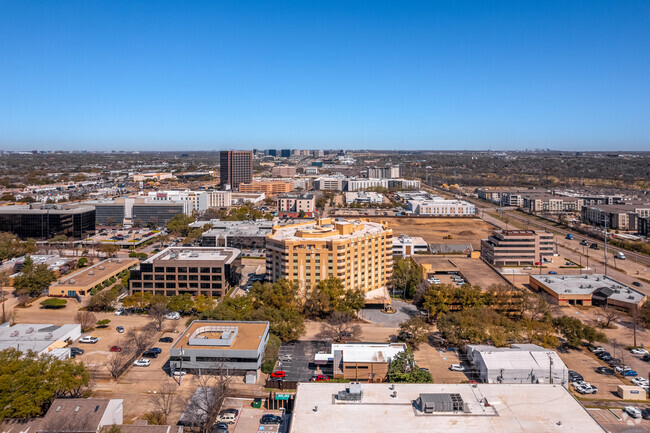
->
xmin=98 ymin=243 xmax=120 ymax=258
xmin=397 ymin=316 xmax=430 ymax=349
xmin=166 ymin=214 xmax=195 ymax=236
xmin=77 ymin=257 xmax=89 ymax=268
xmin=86 ymin=290 xmax=118 ymax=311
xmin=552 ymin=315 xmax=607 ymax=348
xmin=390 ymin=258 xmax=422 ymax=299
xmin=167 ymin=293 xmax=195 ymax=314
xmin=0 ymin=348 xmax=90 ymax=418
xmin=13 ymin=257 xmax=57 ymax=297
xmin=303 ymin=278 xmax=363 ymax=318
xmin=387 ymin=348 xmax=433 ymax=383
xmin=0 ymin=233 xmax=36 ymax=261
xmin=40 ymin=298 xmax=67 ymax=309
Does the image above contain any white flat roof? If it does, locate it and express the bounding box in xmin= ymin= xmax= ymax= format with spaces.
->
xmin=290 ymin=383 xmax=605 ymax=433
xmin=269 ymin=220 xmax=387 ymax=242
xmin=531 ymin=274 xmax=646 ymax=304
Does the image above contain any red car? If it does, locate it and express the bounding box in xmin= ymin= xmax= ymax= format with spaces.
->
xmin=110 ymin=345 xmax=122 ymax=352
xmin=315 ymin=375 xmax=329 ymax=382
xmin=270 ymin=371 xmax=285 ymax=379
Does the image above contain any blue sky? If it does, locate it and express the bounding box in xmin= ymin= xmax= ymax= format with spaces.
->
xmin=1 ymin=0 xmax=649 ymax=151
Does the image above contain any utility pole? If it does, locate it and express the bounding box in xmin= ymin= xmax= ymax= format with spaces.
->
xmin=603 ymin=217 xmax=608 ymax=277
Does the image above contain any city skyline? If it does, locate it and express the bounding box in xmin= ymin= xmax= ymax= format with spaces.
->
xmin=2 ymin=1 xmax=649 ymax=151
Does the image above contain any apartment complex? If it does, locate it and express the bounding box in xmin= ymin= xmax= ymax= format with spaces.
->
xmin=581 ymin=204 xmax=650 ymax=231
xmin=313 ymin=176 xmax=346 ymax=191
xmin=481 ymin=230 xmax=556 ymax=266
xmin=0 ymin=203 xmax=96 ymax=239
xmin=522 ymin=193 xmax=583 ymax=214
xmin=129 ymin=247 xmax=241 ymax=297
xmin=367 ymin=165 xmax=399 ymax=179
xmin=271 ymin=166 xmax=297 ymax=177
xmin=265 ymin=217 xmax=393 ymax=299
xmin=239 ymin=180 xmax=294 ymax=195
xmin=407 ymin=198 xmax=475 ymax=216
xmin=347 ymin=178 xmax=420 ymax=192
xmin=170 ymin=320 xmax=270 ymax=374
xmin=314 ymin=343 xmax=406 ymax=382
xmin=220 ymin=150 xmax=253 ymax=189
xmin=145 ymin=190 xmax=231 ymax=211
xmin=277 ymin=193 xmax=316 ymax=217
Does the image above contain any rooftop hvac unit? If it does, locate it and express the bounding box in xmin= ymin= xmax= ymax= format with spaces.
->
xmin=26 ymin=327 xmax=34 ymax=334
xmin=69 ymin=279 xmax=76 ymax=284
xmin=337 ymin=382 xmax=363 ymax=402
xmin=10 ymin=331 xmax=19 ymax=337
xmin=99 ymin=265 xmax=105 ymax=270
xmin=88 ymin=270 xmax=95 ymax=275
xmin=45 ymin=333 xmax=53 ymax=340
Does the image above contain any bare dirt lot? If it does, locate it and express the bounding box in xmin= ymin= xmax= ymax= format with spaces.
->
xmin=365 ymin=216 xmax=495 ymax=250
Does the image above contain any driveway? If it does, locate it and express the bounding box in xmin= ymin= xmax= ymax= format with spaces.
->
xmin=360 ymin=299 xmax=418 ymax=327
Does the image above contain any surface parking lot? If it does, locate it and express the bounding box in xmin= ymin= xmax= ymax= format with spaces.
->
xmin=588 ymin=408 xmax=650 ymax=433
xmin=277 ymin=341 xmax=330 ymax=382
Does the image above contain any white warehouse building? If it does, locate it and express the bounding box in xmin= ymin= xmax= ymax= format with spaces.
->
xmin=408 ymin=199 xmax=475 ymax=216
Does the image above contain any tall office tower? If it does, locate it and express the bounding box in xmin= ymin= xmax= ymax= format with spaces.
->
xmin=220 ymin=150 xmax=253 ymax=190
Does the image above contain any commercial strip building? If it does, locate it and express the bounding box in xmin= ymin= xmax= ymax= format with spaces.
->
xmin=0 ymin=203 xmax=95 ymax=239
xmin=170 ymin=320 xmax=270 ymax=375
xmin=407 ymin=198 xmax=475 ymax=216
xmin=392 ymin=234 xmax=428 ymax=257
xmin=220 ymin=150 xmax=253 ymax=190
xmin=129 ymin=247 xmax=241 ymax=297
xmin=529 ymin=274 xmax=646 ymax=311
xmin=277 ymin=193 xmax=316 ymax=218
xmin=239 ymin=180 xmax=294 ymax=195
xmin=313 ymin=343 xmax=406 ymax=382
xmin=581 ymin=203 xmax=650 ymax=231
xmin=481 ymin=230 xmax=556 ymax=266
xmin=49 ymin=258 xmax=138 ymax=298
xmin=200 ymin=219 xmax=274 ymax=249
xmin=466 ymin=344 xmax=568 ymax=385
xmin=289 ymin=383 xmax=604 ymax=433
xmin=0 ymin=322 xmax=81 ymax=359
xmin=265 ymin=217 xmax=393 ymax=302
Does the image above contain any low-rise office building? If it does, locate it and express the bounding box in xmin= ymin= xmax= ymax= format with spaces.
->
xmin=466 ymin=344 xmax=568 ymax=385
xmin=481 ymin=230 xmax=555 ymax=266
xmin=407 ymin=199 xmax=475 ymax=216
xmin=266 ymin=217 xmax=393 ymax=302
xmin=0 ymin=322 xmax=81 ymax=359
xmin=344 ymin=191 xmax=384 ymax=204
xmin=200 ymin=220 xmax=273 ymax=249
xmin=91 ymin=197 xmax=191 ymax=226
xmin=170 ymin=320 xmax=270 ymax=375
xmin=0 ymin=203 xmax=95 ymax=239
xmin=529 ymin=274 xmax=646 ymax=311
xmin=289 ymin=382 xmax=604 ymax=433
xmin=392 ymin=234 xmax=428 ymax=257
xmin=129 ymin=247 xmax=241 ymax=297
xmin=314 ymin=343 xmax=406 ymax=382
xmin=277 ymin=193 xmax=315 ymax=217
xmin=49 ymin=258 xmax=138 ymax=298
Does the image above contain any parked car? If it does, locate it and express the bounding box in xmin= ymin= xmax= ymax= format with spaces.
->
xmin=165 ymin=312 xmax=181 ymax=320
xmin=632 ymin=281 xmax=643 ymax=287
xmin=565 ymin=234 xmax=573 ymax=240
xmin=590 ymin=243 xmax=599 ymax=249
xmin=631 ymin=348 xmax=649 ymax=355
xmin=449 ymin=364 xmax=465 ymax=372
xmin=576 ymin=384 xmax=598 ymax=394
xmin=595 ymin=367 xmax=615 ymax=375
xmin=624 ymin=407 xmax=642 ymax=419
xmin=548 ymin=271 xmax=557 ymax=275
xmin=110 ymin=345 xmax=122 ymax=352
xmin=642 ymin=408 xmax=650 ymax=420
xmin=314 ymin=374 xmax=330 ymax=382
xmin=221 ymin=408 xmax=239 ymax=416
xmin=133 ymin=359 xmax=151 ymax=367
xmin=642 ymin=354 xmax=650 ymax=362
xmin=623 ymin=370 xmax=639 ymax=377
xmin=568 ymin=370 xmax=583 ymax=381
xmin=210 ymin=425 xmax=227 ymax=433
xmin=270 ymin=371 xmax=286 ymax=379
xmin=615 ymin=365 xmax=631 ymax=374
xmin=631 ymin=377 xmax=649 ymax=387
xmin=159 ymin=337 xmax=174 ymax=343
xmin=589 ymin=346 xmax=606 ymax=353
xmin=260 ymin=414 xmax=282 ymax=425
xmin=142 ymin=350 xmax=159 ymax=358
xmin=596 ymin=351 xmax=611 ymax=359
xmin=116 ymin=326 xmax=125 ymax=333
xmin=114 ymin=307 xmax=125 ymax=316
xmin=279 ymin=354 xmax=293 ymax=362
xmin=217 ymin=412 xmax=237 ymax=424
xmin=172 ymin=370 xmax=187 ymax=377
xmin=580 ymin=239 xmax=589 ymax=246
xmin=70 ymin=347 xmax=84 ymax=357
xmin=79 ymin=336 xmax=99 ymax=344
xmin=149 ymin=347 xmax=162 ymax=354
xmin=606 ymin=358 xmax=622 ymax=367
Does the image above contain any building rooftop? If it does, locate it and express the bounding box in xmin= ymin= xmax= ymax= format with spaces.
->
xmin=0 ymin=203 xmax=95 ymax=214
xmin=144 ymin=247 xmax=240 ymax=264
xmin=0 ymin=323 xmax=81 ymax=353
xmin=289 ymin=383 xmax=604 ymax=433
xmin=530 ymin=274 xmax=646 ymax=305
xmin=53 ymin=258 xmax=138 ymax=289
xmin=314 ymin=343 xmax=406 ymax=364
xmin=466 ymin=344 xmax=566 ymax=375
xmin=268 ymin=218 xmax=389 ymax=242
xmin=172 ymin=320 xmax=269 ymax=351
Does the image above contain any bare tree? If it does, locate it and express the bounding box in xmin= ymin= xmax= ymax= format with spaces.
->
xmin=74 ymin=311 xmax=97 ymax=332
xmin=186 ymin=363 xmax=231 ymax=433
xmin=319 ymin=311 xmax=361 ymax=342
xmin=0 ymin=270 xmax=10 ymax=323
xmin=150 ymin=382 xmax=183 ymax=424
xmin=104 ymin=340 xmax=135 ymax=379
xmin=630 ymin=307 xmax=645 ymax=348
xmin=149 ymin=302 xmax=168 ymax=331
xmin=127 ymin=323 xmax=157 ymax=354
xmin=597 ymin=304 xmax=620 ymax=328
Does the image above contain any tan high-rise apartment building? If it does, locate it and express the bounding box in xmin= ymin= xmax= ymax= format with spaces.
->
xmin=220 ymin=150 xmax=253 ymax=190
xmin=265 ymin=217 xmax=393 ymax=301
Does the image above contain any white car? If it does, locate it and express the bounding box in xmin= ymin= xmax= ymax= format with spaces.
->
xmin=172 ymin=370 xmax=187 ymax=376
xmin=114 ymin=307 xmax=125 ymax=316
xmin=165 ymin=312 xmax=180 ymax=320
xmin=79 ymin=336 xmax=99 ymax=344
xmin=133 ymin=359 xmax=151 ymax=367
xmin=279 ymin=354 xmax=293 ymax=362
xmin=449 ymin=364 xmax=465 ymax=372
xmin=630 ymin=348 xmax=649 ymax=355
xmin=631 ymin=377 xmax=649 ymax=387
xmin=576 ymin=385 xmax=598 ymax=394
xmin=624 ymin=407 xmax=642 ymax=419
xmin=615 ymin=365 xmax=631 ymax=374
